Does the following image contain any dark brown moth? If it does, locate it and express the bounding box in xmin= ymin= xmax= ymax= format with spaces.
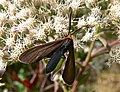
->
xmin=19 ymin=35 xmax=75 ymax=85
xmin=19 ymin=7 xmax=75 ymax=85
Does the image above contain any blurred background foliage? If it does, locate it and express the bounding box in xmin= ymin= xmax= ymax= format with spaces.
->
xmin=0 ymin=54 xmax=120 ymax=92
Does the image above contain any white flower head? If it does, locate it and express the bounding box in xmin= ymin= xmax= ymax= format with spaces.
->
xmin=108 ymin=44 xmax=120 ymax=64
xmin=86 ymin=15 xmax=98 ymax=26
xmin=74 ymin=39 xmax=84 ymax=51
xmin=77 ymin=16 xmax=87 ymax=28
xmin=9 ymin=15 xmax=18 ymax=24
xmin=91 ymin=7 xmax=101 ymax=17
xmin=81 ymin=27 xmax=96 ymax=42
xmin=17 ymin=18 xmax=35 ymax=33
xmin=109 ymin=1 xmax=120 ymax=19
xmin=34 ymin=27 xmax=46 ymax=40
xmin=0 ymin=58 xmax=7 ymax=76
xmin=29 ymin=28 xmax=38 ymax=38
xmin=9 ymin=41 xmax=23 ymax=60
xmin=54 ymin=16 xmax=68 ymax=26
xmin=0 ymin=12 xmax=7 ymax=26
xmin=17 ymin=24 xmax=28 ymax=33
xmin=67 ymin=0 xmax=81 ymax=11
xmin=0 ymin=0 xmax=8 ymax=9
xmin=23 ymin=18 xmax=35 ymax=28
xmin=16 ymin=7 xmax=36 ymax=19
xmin=10 ymin=26 xmax=20 ymax=34
xmin=23 ymin=36 xmax=33 ymax=46
xmin=0 ymin=50 xmax=4 ymax=57
xmin=0 ymin=27 xmax=4 ymax=37
xmin=85 ymin=0 xmax=97 ymax=8
xmin=5 ymin=37 xmax=15 ymax=47
xmin=8 ymin=2 xmax=17 ymax=15
xmin=53 ymin=16 xmax=68 ymax=34
xmin=55 ymin=24 xmax=66 ymax=33
xmin=42 ymin=20 xmax=53 ymax=31
xmin=85 ymin=0 xmax=96 ymax=3
xmin=14 ymin=0 xmax=30 ymax=7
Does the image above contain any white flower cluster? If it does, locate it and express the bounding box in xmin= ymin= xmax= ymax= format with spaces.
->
xmin=108 ymin=44 xmax=120 ymax=64
xmin=109 ymin=1 xmax=120 ymax=20
xmin=0 ymin=50 xmax=7 ymax=76
xmin=81 ymin=27 xmax=96 ymax=42
xmin=77 ymin=6 xmax=101 ymax=28
xmin=0 ymin=0 xmax=119 ymax=77
xmin=0 ymin=0 xmax=82 ymax=68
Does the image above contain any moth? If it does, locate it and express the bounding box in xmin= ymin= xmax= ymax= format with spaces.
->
xmin=19 ymin=35 xmax=75 ymax=85
xmin=19 ymin=7 xmax=75 ymax=85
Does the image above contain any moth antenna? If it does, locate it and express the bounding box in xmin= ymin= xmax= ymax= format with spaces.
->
xmin=68 ymin=7 xmax=72 ymax=35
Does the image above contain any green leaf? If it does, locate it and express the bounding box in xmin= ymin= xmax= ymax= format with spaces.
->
xmin=53 ymin=58 xmax=64 ymax=73
xmin=14 ymin=81 xmax=25 ymax=92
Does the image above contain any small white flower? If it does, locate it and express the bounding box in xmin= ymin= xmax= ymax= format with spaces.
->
xmin=16 ymin=8 xmax=28 ymax=19
xmin=53 ymin=16 xmax=68 ymax=34
xmin=68 ymin=0 xmax=81 ymax=11
xmin=8 ymin=2 xmax=17 ymax=15
xmin=0 ymin=50 xmax=4 ymax=57
xmin=85 ymin=0 xmax=96 ymax=3
xmin=63 ymin=29 xmax=69 ymax=34
xmin=86 ymin=15 xmax=98 ymax=26
xmin=81 ymin=27 xmax=96 ymax=42
xmin=17 ymin=23 xmax=28 ymax=33
xmin=55 ymin=24 xmax=66 ymax=33
xmin=108 ymin=44 xmax=120 ymax=64
xmin=91 ymin=7 xmax=101 ymax=17
xmin=109 ymin=1 xmax=120 ymax=19
xmin=17 ymin=18 xmax=35 ymax=33
xmin=85 ymin=0 xmax=97 ymax=8
xmin=0 ymin=12 xmax=7 ymax=26
xmin=9 ymin=15 xmax=18 ymax=24
xmin=0 ymin=0 xmax=8 ymax=9
xmin=16 ymin=7 xmax=36 ymax=19
xmin=42 ymin=21 xmax=53 ymax=31
xmin=54 ymin=16 xmax=67 ymax=26
xmin=74 ymin=39 xmax=84 ymax=51
xmin=0 ymin=27 xmax=4 ymax=37
xmin=29 ymin=28 xmax=38 ymax=38
xmin=0 ymin=58 xmax=7 ymax=76
xmin=34 ymin=27 xmax=46 ymax=40
xmin=77 ymin=17 xmax=87 ymax=28
xmin=0 ymin=83 xmax=5 ymax=86
xmin=10 ymin=26 xmax=20 ymax=34
xmin=23 ymin=36 xmax=33 ymax=46
xmin=14 ymin=0 xmax=31 ymax=7
xmin=22 ymin=18 xmax=35 ymax=29
xmin=5 ymin=37 xmax=15 ymax=47
xmin=9 ymin=42 xmax=23 ymax=60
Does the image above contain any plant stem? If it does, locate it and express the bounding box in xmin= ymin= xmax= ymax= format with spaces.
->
xmin=72 ymin=38 xmax=120 ymax=92
xmin=91 ymin=39 xmax=120 ymax=57
xmin=72 ymin=41 xmax=95 ymax=92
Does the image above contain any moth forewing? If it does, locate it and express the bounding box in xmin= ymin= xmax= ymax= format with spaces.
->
xmin=19 ymin=39 xmax=63 ymax=64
